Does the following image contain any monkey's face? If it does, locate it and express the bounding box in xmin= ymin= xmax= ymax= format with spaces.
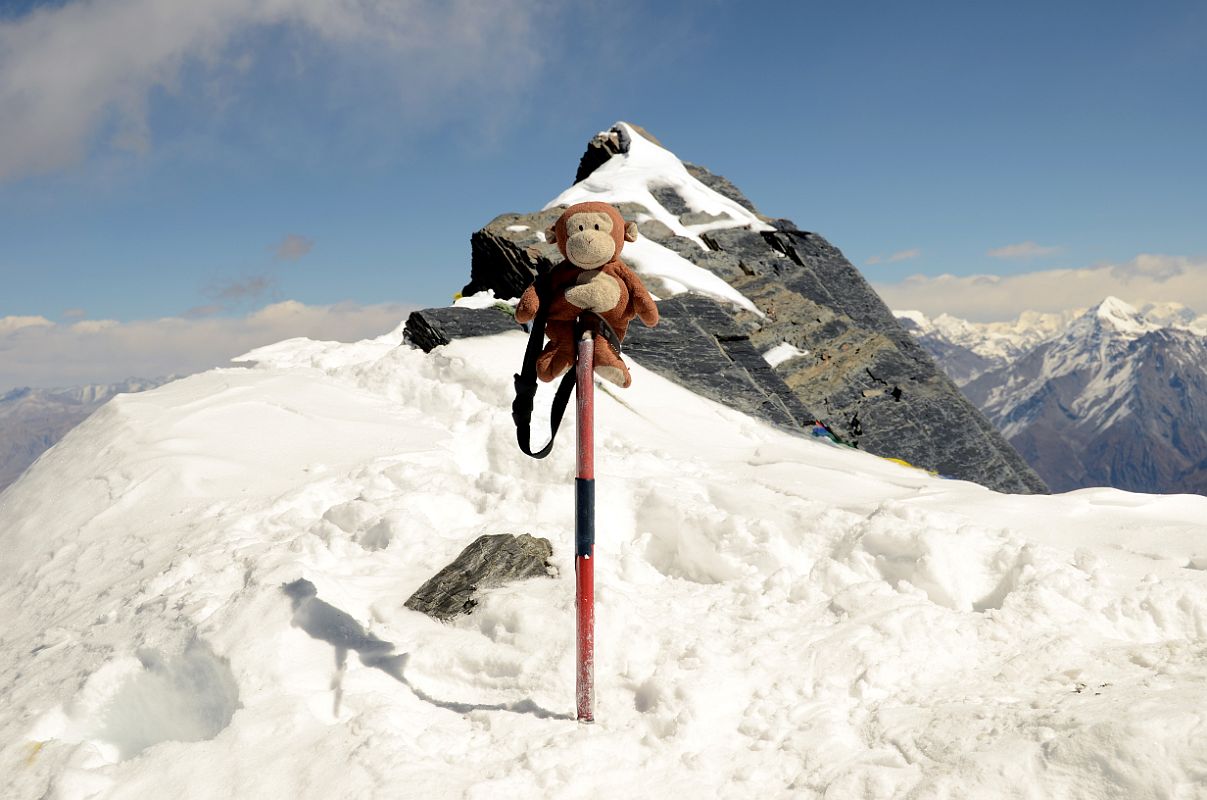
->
xmin=561 ymin=211 xmax=616 ymax=269
xmin=546 ymin=201 xmax=639 ymax=269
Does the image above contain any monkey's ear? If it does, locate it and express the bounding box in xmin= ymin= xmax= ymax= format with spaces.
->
xmin=544 ymin=225 xmax=558 ymax=245
xmin=624 ymin=221 xmax=639 ymax=242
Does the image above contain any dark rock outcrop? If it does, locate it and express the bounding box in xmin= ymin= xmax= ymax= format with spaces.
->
xmin=404 ymin=534 xmax=553 ymax=622
xmin=431 ymin=122 xmax=1048 ymax=494
xmin=574 ymin=126 xmax=632 ymax=183
xmin=462 ymin=208 xmax=564 ymax=301
xmin=404 ymin=305 xmax=517 ymax=353
xmin=461 ymin=203 xmax=652 ymax=301
xmin=404 ymin=295 xmax=819 ymax=435
xmin=624 ymin=295 xmax=816 ymax=430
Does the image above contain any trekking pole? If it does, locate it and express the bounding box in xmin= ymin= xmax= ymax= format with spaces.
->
xmin=574 ymin=326 xmax=595 ymax=723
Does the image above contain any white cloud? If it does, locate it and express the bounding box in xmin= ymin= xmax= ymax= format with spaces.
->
xmin=0 ymin=316 xmax=54 ymax=335
xmin=874 ymin=254 xmax=1207 ymax=322
xmin=275 ymin=234 xmax=314 ymax=261
xmin=866 ymin=248 xmax=920 ymax=266
xmin=0 ymin=0 xmax=549 ymax=181
xmin=987 ymin=241 xmax=1062 ymax=259
xmin=211 ymin=274 xmax=276 ymax=302
xmin=0 ymin=300 xmax=417 ymax=389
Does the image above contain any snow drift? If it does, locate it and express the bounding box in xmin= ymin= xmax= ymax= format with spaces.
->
xmin=2 ymin=321 xmax=1207 ymax=799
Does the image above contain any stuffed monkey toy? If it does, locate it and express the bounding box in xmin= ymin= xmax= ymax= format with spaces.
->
xmin=514 ymin=201 xmax=659 ymax=388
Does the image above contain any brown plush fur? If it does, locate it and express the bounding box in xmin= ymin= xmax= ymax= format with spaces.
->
xmin=515 ymin=202 xmax=658 ymax=387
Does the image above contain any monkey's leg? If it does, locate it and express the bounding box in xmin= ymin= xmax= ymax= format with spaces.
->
xmin=592 ymin=333 xmax=631 ymax=388
xmin=536 ymin=321 xmax=576 ymax=381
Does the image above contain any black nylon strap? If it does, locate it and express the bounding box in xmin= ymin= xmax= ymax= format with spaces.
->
xmin=511 ymin=278 xmax=625 ymax=460
xmin=513 ymin=273 xmax=573 ymax=459
xmin=512 ymin=368 xmax=575 ymax=459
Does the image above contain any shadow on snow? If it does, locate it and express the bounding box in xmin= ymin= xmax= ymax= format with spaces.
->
xmin=282 ymin=579 xmax=569 ymax=720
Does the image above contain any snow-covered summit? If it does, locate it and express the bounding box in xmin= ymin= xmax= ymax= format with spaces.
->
xmin=1039 ymin=298 xmax=1173 ymax=391
xmin=538 ymin=122 xmax=767 ymax=316
xmin=3 ymin=322 xmax=1207 ymax=798
xmin=1086 ymin=296 xmax=1159 ymax=337
xmin=546 ymin=121 xmax=773 ymax=247
xmin=973 ymin=299 xmax=1174 ymax=439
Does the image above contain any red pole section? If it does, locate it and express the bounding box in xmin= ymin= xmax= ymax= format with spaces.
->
xmin=574 ymin=333 xmax=595 ymax=723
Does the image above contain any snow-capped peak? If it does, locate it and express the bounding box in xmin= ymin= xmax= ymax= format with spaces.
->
xmin=893 ymin=309 xmax=931 ymax=333
xmin=1089 ymin=296 xmax=1157 ymax=336
xmin=540 ymin=122 xmax=765 ymax=316
xmin=545 ymin=122 xmax=773 ymax=246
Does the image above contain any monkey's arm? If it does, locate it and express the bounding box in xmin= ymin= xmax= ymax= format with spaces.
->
xmin=515 ymin=283 xmax=540 ymax=324
xmin=618 ymin=264 xmax=659 ymax=326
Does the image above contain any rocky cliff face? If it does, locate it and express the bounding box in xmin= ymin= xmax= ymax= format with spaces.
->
xmin=412 ymin=122 xmax=1047 ymax=494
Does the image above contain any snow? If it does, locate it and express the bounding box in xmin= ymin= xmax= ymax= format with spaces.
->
xmin=893 ymin=307 xmax=1079 ymax=365
xmin=762 ymin=342 xmax=809 ymax=368
xmin=893 ymin=309 xmax=930 ymax=331
xmin=1141 ymin=302 xmax=1207 ymax=335
xmin=990 ymin=300 xmax=1172 ymax=436
xmin=453 ymin=290 xmax=517 ymax=311
xmin=620 ymin=237 xmax=761 ymax=315
xmin=545 ymin=123 xmax=772 ymax=247
xmin=3 ymin=324 xmax=1207 ymax=798
xmin=1092 ymin=296 xmax=1159 ymax=337
xmin=898 ymin=298 xmax=1207 ymax=379
xmin=542 ymin=122 xmax=770 ymax=315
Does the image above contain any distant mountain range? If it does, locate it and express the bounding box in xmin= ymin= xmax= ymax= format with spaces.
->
xmin=0 ymin=379 xmax=167 ymax=493
xmin=897 ymin=299 xmax=1207 ymax=494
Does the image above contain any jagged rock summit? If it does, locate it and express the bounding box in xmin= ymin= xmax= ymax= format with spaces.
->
xmin=407 ymin=122 xmax=1047 ymax=494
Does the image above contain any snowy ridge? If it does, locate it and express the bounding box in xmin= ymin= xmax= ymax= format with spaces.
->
xmin=898 ymin=297 xmax=1207 ymax=370
xmin=0 ymin=378 xmax=169 ymax=493
xmin=894 ymin=307 xmax=1079 ymax=366
xmin=1140 ymin=301 xmax=1207 ymax=335
xmin=545 ymin=122 xmax=773 ymax=245
xmin=3 ymin=325 xmax=1207 ymax=798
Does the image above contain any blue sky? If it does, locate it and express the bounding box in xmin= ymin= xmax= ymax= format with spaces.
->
xmin=2 ymin=0 xmax=1206 ymax=387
